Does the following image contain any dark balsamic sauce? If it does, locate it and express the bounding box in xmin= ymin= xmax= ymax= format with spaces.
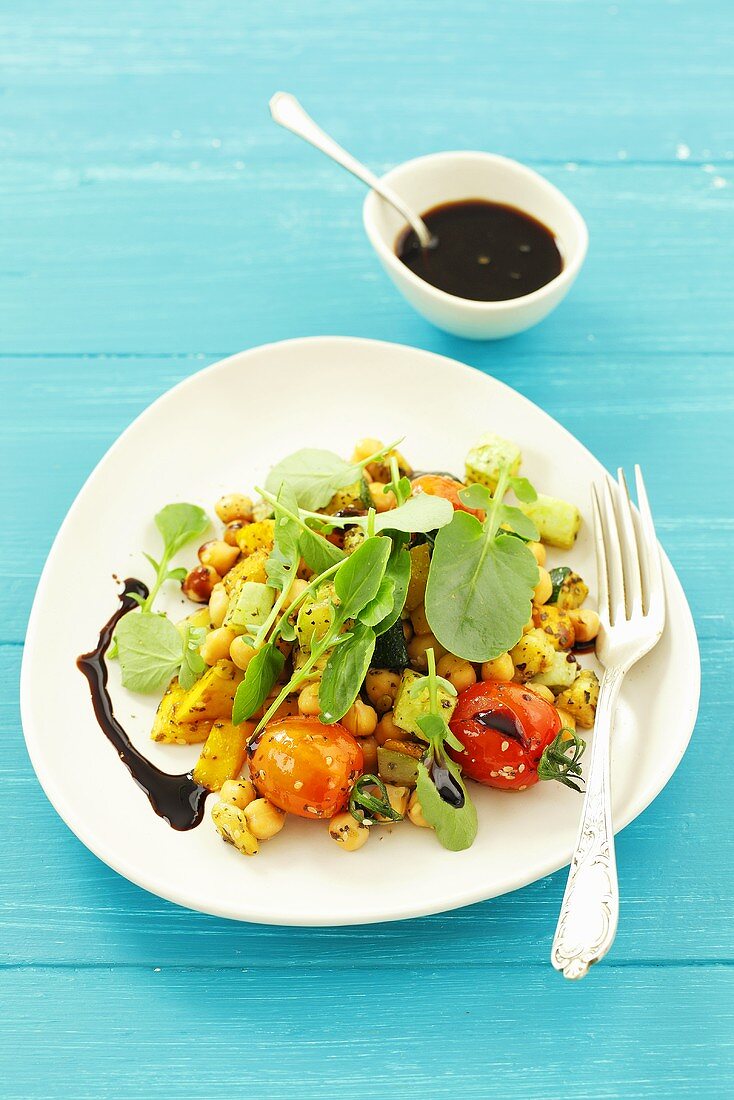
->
xmin=572 ymin=639 xmax=597 ymax=655
xmin=475 ymin=707 xmax=530 ymax=751
xmin=396 ymin=199 xmax=563 ymax=302
xmin=430 ymin=760 xmax=465 ymax=809
xmin=76 ymin=578 xmax=210 ymax=831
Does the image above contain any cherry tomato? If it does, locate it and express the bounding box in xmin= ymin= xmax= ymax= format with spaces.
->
xmin=411 ymin=474 xmax=485 ymax=520
xmin=250 ymin=716 xmax=363 ymax=819
xmin=448 ymin=681 xmax=561 ymax=791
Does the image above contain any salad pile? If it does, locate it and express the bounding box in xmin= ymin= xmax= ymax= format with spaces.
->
xmin=112 ymin=434 xmax=601 ymax=855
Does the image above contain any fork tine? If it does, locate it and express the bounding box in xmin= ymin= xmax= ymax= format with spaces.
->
xmin=590 ymin=483 xmax=610 ymax=627
xmin=600 ymin=475 xmax=626 ymax=626
xmin=634 ymin=465 xmax=666 ymax=628
xmin=615 ymin=468 xmax=643 ymax=618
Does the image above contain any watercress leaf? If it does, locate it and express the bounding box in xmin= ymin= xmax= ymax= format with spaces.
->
xmin=265 ymin=449 xmax=363 ymax=511
xmin=415 ymin=712 xmax=447 ymax=742
xmin=166 ymin=566 xmax=188 ymax=583
xmin=154 ymin=503 xmax=210 ymax=557
xmin=374 ymin=493 xmax=453 ymax=534
xmin=142 ymin=552 xmax=160 ymax=572
xmin=509 ymin=475 xmax=537 ymax=504
xmin=179 ymin=624 xmax=207 ymax=691
xmin=115 ymin=612 xmax=184 ymax=694
xmin=319 ymin=620 xmax=376 ymax=723
xmin=359 ymin=576 xmax=396 ymax=628
xmin=372 ymin=535 xmax=411 ymax=636
xmin=232 ymin=643 xmax=285 ymax=725
xmin=425 ymin=512 xmax=539 ymax=662
xmin=496 ymin=503 xmax=539 ymax=542
xmin=334 ymin=536 xmax=391 ymax=619
xmin=298 ymin=523 xmax=345 ymax=574
xmin=415 ymin=758 xmax=478 ymax=852
xmin=458 ymin=484 xmax=493 ymax=512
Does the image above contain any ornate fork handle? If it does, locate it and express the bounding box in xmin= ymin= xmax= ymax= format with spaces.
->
xmin=551 ymin=666 xmax=624 ymax=979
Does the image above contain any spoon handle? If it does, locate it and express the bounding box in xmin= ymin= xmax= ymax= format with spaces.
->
xmin=269 ymin=92 xmax=433 ymax=248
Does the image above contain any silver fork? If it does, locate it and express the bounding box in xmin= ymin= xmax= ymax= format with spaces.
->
xmin=551 ymin=466 xmax=666 ymax=980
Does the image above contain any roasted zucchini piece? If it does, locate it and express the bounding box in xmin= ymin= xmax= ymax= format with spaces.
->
xmin=377 ymin=747 xmax=420 ymax=788
xmin=530 ymin=650 xmax=580 ymax=692
xmin=324 ymin=478 xmax=370 ymax=516
xmin=175 ymin=659 xmax=244 ymax=725
xmin=555 ymin=670 xmax=600 ymax=729
xmin=372 ymin=618 xmax=409 ymax=670
xmin=532 ymin=605 xmax=576 ymax=650
xmin=224 ymin=580 xmax=276 ymax=634
xmin=465 ymin=433 xmax=522 ymax=491
xmin=150 ymin=677 xmax=211 ymax=744
xmin=193 ymin=719 xmax=254 ymax=791
xmin=518 ymin=494 xmax=581 ymax=550
xmin=555 ymin=570 xmax=589 ymax=610
xmin=393 ymin=669 xmax=456 ymax=735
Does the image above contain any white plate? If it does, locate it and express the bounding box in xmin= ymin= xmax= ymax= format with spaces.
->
xmin=21 ymin=337 xmax=700 ymax=926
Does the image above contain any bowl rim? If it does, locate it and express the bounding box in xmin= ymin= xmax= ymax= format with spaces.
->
xmin=362 ymin=150 xmax=589 ymax=313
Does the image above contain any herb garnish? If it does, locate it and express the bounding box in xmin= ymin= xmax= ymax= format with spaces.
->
xmin=349 ymin=774 xmax=403 ymax=825
xmin=264 ymin=440 xmax=402 ymax=511
xmin=538 ymin=728 xmax=586 ymax=792
xmin=424 ymin=467 xmax=541 ymax=663
xmin=113 ymin=503 xmax=211 ymax=693
xmin=413 ymin=650 xmax=478 ymax=851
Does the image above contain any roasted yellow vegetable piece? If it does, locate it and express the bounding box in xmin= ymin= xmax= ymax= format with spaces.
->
xmin=234 ymin=519 xmax=275 ymax=557
xmin=405 ymin=543 xmax=431 ymax=611
xmin=555 ymin=670 xmax=600 ymax=729
xmin=176 ymin=659 xmax=244 ymax=725
xmin=222 ymin=548 xmax=270 ymax=594
xmin=555 ymin=571 xmax=589 ymax=611
xmin=192 ymin=719 xmax=254 ymax=791
xmin=150 ymin=677 xmax=210 ymax=745
xmin=532 ymin=605 xmax=576 ymax=650
xmin=510 ymin=629 xmax=554 ymax=681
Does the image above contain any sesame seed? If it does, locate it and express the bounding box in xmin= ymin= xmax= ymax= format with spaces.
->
xmin=294 ymin=780 xmax=303 ymax=790
xmin=518 ymin=763 xmax=525 ymax=773
xmin=501 ymin=740 xmax=509 ymax=752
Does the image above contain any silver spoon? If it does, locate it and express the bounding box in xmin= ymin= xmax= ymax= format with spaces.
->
xmin=269 ymin=92 xmax=435 ymax=249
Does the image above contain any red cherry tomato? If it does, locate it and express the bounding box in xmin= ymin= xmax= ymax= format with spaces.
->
xmin=449 ymin=681 xmax=561 ymax=791
xmin=411 ymin=474 xmax=485 ymax=520
xmin=250 ymin=716 xmax=363 ymax=819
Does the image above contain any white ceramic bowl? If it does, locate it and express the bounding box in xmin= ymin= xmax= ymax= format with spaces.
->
xmin=363 ymin=151 xmax=588 ymax=340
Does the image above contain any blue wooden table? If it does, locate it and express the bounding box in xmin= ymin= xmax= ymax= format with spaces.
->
xmin=2 ymin=2 xmax=732 ymax=1096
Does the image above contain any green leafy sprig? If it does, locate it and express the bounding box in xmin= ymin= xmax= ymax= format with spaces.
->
xmin=424 ymin=466 xmax=541 ymax=663
xmin=537 ymin=728 xmax=586 ymax=792
xmin=349 ymin=774 xmax=403 ymax=825
xmin=264 ymin=439 xmax=403 ymax=511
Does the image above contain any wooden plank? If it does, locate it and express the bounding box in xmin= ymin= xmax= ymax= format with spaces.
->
xmin=1 ymin=965 xmax=731 ymax=1099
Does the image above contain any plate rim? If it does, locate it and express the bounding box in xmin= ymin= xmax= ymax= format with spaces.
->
xmin=20 ymin=335 xmax=701 ymax=926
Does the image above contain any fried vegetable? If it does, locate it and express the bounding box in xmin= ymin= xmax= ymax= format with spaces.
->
xmin=518 ymin=494 xmax=581 ymax=549
xmin=192 ymin=719 xmax=253 ymax=790
xmin=343 ymin=526 xmax=366 ymax=555
xmin=175 ymin=659 xmax=244 ymax=725
xmin=323 ymin=478 xmax=370 ymax=515
xmin=150 ymin=677 xmax=211 ymax=744
xmin=555 ymin=669 xmax=600 ymax=729
xmin=222 ymin=548 xmax=269 ymax=594
xmin=510 ymin=629 xmax=555 ymax=681
xmin=233 ymin=518 xmax=275 ymax=557
xmin=405 ymin=542 xmax=431 ymax=611
xmin=530 ymin=649 xmax=580 ymax=692
xmin=393 ymin=668 xmax=456 ymax=735
xmin=224 ymin=580 xmax=276 ymax=634
xmin=211 ymin=801 xmax=259 ymax=855
xmin=555 ymin=570 xmax=589 ymax=610
xmin=465 ymin=432 xmax=522 ymax=491
xmin=532 ymin=605 xmax=576 ymax=650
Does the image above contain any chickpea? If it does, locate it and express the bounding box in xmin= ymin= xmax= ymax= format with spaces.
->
xmin=437 ymin=653 xmax=477 ymax=693
xmin=182 ymin=564 xmax=220 ymax=603
xmin=360 ymin=735 xmax=378 ymax=773
xmin=351 ymin=437 xmax=384 ymax=464
xmin=215 ymin=493 xmax=253 ymax=524
xmin=527 ymin=682 xmax=555 ymax=704
xmin=376 ymin=783 xmax=410 ymax=820
xmin=529 ymin=541 xmax=546 ymax=567
xmin=368 ymin=482 xmax=397 ymax=513
xmin=329 ymin=811 xmax=370 ymax=852
xmin=298 ymin=682 xmax=321 ymax=716
xmin=410 ymin=604 xmax=431 ymax=636
xmin=533 ymin=567 xmax=553 ymax=606
xmin=402 ymin=618 xmax=414 ymax=643
xmin=375 ymin=710 xmax=412 ymax=746
xmin=364 ymin=669 xmax=401 ymax=714
xmin=223 ymin=520 xmax=248 ymax=547
xmin=198 ymin=539 xmax=240 ymax=577
xmin=282 ymin=576 xmax=308 ymax=606
xmin=407 ymin=791 xmax=431 ymax=829
xmin=243 ymin=798 xmax=286 ymax=840
xmin=274 ymin=636 xmax=293 ymax=660
xmin=342 ymin=699 xmax=378 ymax=738
xmin=208 ymin=583 xmax=229 ymax=628
xmin=481 ymin=652 xmax=514 ymax=682
xmin=556 ymin=707 xmax=577 ymax=732
xmin=230 ymin=635 xmax=259 ymax=671
xmin=569 ymin=609 xmax=601 ymax=643
xmin=407 ymin=631 xmax=446 ymax=672
xmin=200 ymin=627 xmax=236 ymax=666
xmin=220 ymin=778 xmax=256 ymax=810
